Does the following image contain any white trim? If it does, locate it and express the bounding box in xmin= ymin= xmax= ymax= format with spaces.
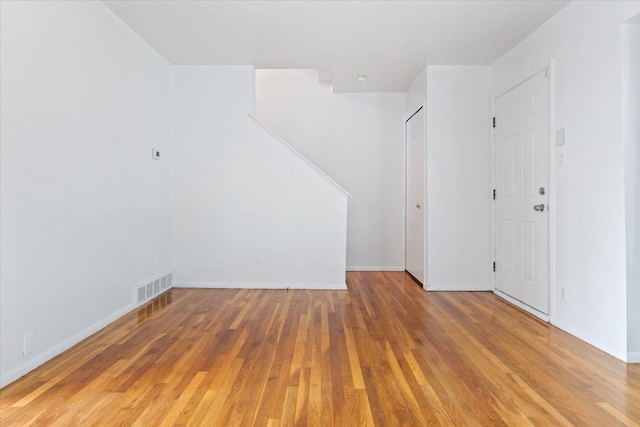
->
xmin=175 ymin=281 xmax=347 ymax=290
xmin=551 ymin=318 xmax=627 ymax=362
xmin=1 ymin=302 xmax=135 ymax=388
xmin=346 ymin=266 xmax=405 ymax=272
xmin=627 ymin=352 xmax=640 ymax=363
xmin=1 ymin=270 xmax=174 ymax=388
xmin=422 ymin=97 xmax=428 ymax=286
xmin=494 ymin=289 xmax=550 ymax=322
xmin=548 ymin=57 xmax=557 ymax=324
xmin=404 ymin=102 xmax=428 ymax=286
xmin=491 ymin=92 xmax=496 ymax=292
xmin=495 ymin=67 xmax=549 ymax=100
xmin=426 ymin=284 xmax=492 ymax=292
xmin=247 ymin=114 xmax=352 ymax=198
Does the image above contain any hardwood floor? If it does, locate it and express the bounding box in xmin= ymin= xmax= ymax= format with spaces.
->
xmin=1 ymin=272 xmax=639 ymax=426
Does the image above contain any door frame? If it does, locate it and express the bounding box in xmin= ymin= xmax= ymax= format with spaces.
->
xmin=491 ymin=60 xmax=556 ymax=322
xmin=404 ymin=103 xmax=428 ymax=288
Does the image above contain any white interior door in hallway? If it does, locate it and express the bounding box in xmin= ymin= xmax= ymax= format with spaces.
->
xmin=495 ymin=70 xmax=550 ymax=315
xmin=405 ymin=107 xmax=426 ymax=285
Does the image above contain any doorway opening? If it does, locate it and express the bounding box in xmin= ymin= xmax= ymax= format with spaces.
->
xmin=405 ymin=107 xmax=426 ymax=286
xmin=493 ymin=69 xmax=551 ymax=319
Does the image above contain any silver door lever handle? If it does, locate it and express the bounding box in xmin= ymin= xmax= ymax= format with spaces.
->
xmin=534 ymin=204 xmax=545 ymax=212
xmin=416 ymin=204 xmax=421 ymax=209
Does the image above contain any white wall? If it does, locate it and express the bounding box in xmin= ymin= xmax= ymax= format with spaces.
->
xmin=172 ymin=66 xmax=348 ymax=288
xmin=623 ymin=22 xmax=640 ymax=358
xmin=0 ymin=1 xmax=173 ymax=386
xmin=492 ymin=1 xmax=640 ymax=360
xmin=405 ymin=66 xmax=494 ymax=291
xmin=426 ymin=67 xmax=493 ymax=290
xmin=255 ymin=70 xmax=406 ymax=271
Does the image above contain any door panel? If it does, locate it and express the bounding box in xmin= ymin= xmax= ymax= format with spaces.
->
xmin=406 ymin=108 xmax=425 ymax=284
xmin=495 ymin=71 xmax=549 ymax=314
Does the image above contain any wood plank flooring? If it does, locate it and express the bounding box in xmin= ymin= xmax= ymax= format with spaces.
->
xmin=1 ymin=271 xmax=639 ymax=426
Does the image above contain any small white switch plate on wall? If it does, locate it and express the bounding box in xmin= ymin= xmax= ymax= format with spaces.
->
xmin=289 ymin=166 xmax=297 ymax=179
xmin=555 ymin=128 xmax=565 ymax=146
xmin=152 ymin=148 xmax=161 ymax=160
xmin=23 ymin=332 xmax=34 ymax=356
xmin=255 ymin=251 xmax=264 ymax=263
xmin=558 ymin=151 xmax=566 ymax=167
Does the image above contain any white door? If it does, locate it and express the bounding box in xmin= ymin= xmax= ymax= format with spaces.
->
xmin=495 ymin=70 xmax=549 ymax=314
xmin=406 ymin=107 xmax=425 ymax=285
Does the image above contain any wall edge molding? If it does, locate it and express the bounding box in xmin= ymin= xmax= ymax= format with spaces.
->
xmin=346 ymin=266 xmax=405 ymax=272
xmin=247 ymin=114 xmax=352 ymax=198
xmin=552 ymin=318 xmax=627 ymax=362
xmin=1 ymin=301 xmax=135 ymax=389
xmin=175 ymin=281 xmax=348 ymax=290
xmin=626 ymin=352 xmax=640 ymax=363
xmin=428 ymin=284 xmax=493 ymax=292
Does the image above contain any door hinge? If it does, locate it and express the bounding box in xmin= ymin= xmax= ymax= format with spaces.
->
xmin=493 ymin=189 xmax=496 ymax=200
xmin=492 ymin=117 xmax=496 ymax=128
xmin=493 ymin=262 xmax=496 ymax=273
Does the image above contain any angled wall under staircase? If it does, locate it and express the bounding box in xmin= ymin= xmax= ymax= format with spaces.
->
xmin=171 ymin=66 xmax=350 ymax=289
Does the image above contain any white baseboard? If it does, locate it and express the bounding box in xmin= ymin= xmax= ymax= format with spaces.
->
xmin=627 ymin=352 xmax=640 ymax=363
xmin=1 ymin=270 xmax=174 ymax=389
xmin=175 ymin=281 xmax=347 ymax=290
xmin=494 ymin=292 xmax=632 ymax=363
xmin=346 ymin=266 xmax=405 ymax=272
xmin=551 ymin=318 xmax=627 ymax=362
xmin=426 ymin=283 xmax=493 ymax=292
xmin=494 ymin=289 xmax=550 ymax=322
xmin=1 ymin=301 xmax=135 ymax=389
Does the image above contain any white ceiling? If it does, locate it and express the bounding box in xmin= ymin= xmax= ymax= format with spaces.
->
xmin=102 ymin=0 xmax=569 ymax=92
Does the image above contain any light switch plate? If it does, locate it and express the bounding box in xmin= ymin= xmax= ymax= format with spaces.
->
xmin=23 ymin=332 xmax=34 ymax=356
xmin=152 ymin=148 xmax=161 ymax=160
xmin=558 ymin=151 xmax=566 ymax=167
xmin=555 ymin=129 xmax=565 ymax=147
